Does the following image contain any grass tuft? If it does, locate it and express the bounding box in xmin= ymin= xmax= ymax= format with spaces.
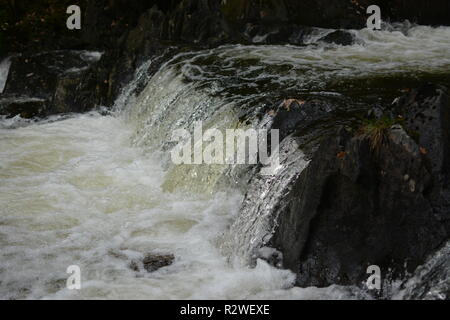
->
xmin=359 ymin=116 xmax=397 ymax=151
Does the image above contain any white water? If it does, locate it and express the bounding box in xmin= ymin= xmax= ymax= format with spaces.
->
xmin=1 ymin=25 xmax=449 ymax=299
xmin=0 ymin=112 xmax=363 ymax=300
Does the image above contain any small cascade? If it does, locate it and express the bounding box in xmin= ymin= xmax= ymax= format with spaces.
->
xmin=220 ymin=135 xmax=310 ymax=266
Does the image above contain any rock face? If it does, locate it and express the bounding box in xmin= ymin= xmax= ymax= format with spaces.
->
xmin=1 ymin=51 xmax=105 ymax=118
xmin=395 ymin=84 xmax=450 ymax=191
xmin=270 ymin=84 xmax=450 ymax=287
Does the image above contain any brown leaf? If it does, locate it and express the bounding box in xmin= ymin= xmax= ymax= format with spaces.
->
xmin=282 ymin=99 xmax=306 ymax=111
xmin=337 ymin=151 xmax=346 ymax=159
xmin=420 ymin=147 xmax=428 ymax=155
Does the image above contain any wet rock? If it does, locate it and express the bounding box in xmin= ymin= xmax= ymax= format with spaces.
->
xmin=319 ymin=30 xmax=354 ymax=46
xmin=271 ymin=99 xmax=338 ymax=141
xmin=0 ymin=96 xmax=48 ymax=119
xmin=273 ymin=125 xmax=447 ymax=287
xmin=130 ymin=254 xmax=175 ymax=273
xmin=270 ymin=85 xmax=450 ymax=288
xmin=394 ymin=84 xmax=450 ymax=187
xmin=143 ymin=254 xmax=175 ymax=272
xmin=1 ymin=51 xmax=104 ymax=117
xmin=397 ymin=240 xmax=450 ymax=300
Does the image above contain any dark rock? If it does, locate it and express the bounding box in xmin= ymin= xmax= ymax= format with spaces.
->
xmin=272 ymin=124 xmax=447 ymax=287
xmin=319 ymin=30 xmax=354 ymax=46
xmin=394 ymin=84 xmax=450 ymax=188
xmin=0 ymin=96 xmax=48 ymax=119
xmin=249 ymin=24 xmax=297 ymax=45
xmin=143 ymin=254 xmax=175 ymax=272
xmin=1 ymin=51 xmax=105 ymax=117
xmin=3 ymin=0 xmax=450 ymax=57
xmin=268 ymin=85 xmax=450 ymax=288
xmin=130 ymin=254 xmax=175 ymax=273
xmin=167 ymin=0 xmax=227 ymax=44
xmin=271 ymin=99 xmax=338 ymax=141
xmin=367 ymin=105 xmax=387 ymax=120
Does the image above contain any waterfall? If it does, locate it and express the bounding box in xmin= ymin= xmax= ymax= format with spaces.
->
xmin=119 ymin=24 xmax=450 ymax=264
xmin=1 ymin=24 xmax=450 ymax=299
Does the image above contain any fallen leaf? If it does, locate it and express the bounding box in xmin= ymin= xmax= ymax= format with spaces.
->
xmin=420 ymin=147 xmax=428 ymax=155
xmin=337 ymin=151 xmax=346 ymax=159
xmin=282 ymin=99 xmax=306 ymax=111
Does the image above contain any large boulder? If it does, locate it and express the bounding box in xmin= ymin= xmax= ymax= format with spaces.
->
xmin=270 ymin=84 xmax=450 ymax=287
xmin=318 ymin=30 xmax=355 ymax=46
xmin=1 ymin=50 xmax=106 ymax=118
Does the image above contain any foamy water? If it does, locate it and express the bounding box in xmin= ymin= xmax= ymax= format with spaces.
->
xmin=0 ymin=113 xmax=362 ymax=299
xmin=0 ymin=24 xmax=449 ymax=299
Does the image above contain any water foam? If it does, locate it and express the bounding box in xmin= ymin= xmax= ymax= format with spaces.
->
xmin=0 ymin=113 xmax=321 ymax=299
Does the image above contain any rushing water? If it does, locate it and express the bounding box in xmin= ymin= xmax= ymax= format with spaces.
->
xmin=1 ymin=24 xmax=450 ymax=299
